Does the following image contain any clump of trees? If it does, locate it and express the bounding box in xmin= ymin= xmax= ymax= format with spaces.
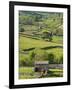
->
xmin=41 ymin=30 xmax=53 ymax=41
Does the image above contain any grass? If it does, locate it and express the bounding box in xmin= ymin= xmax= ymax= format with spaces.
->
xmin=43 ymin=18 xmax=62 ymax=31
xmin=19 ymin=35 xmax=63 ymax=79
xmin=19 ymin=35 xmax=62 ymax=50
xmin=48 ymin=69 xmax=63 ymax=77
xmin=22 ymin=25 xmax=39 ymax=31
xmin=52 ymin=36 xmax=63 ymax=44
xmin=19 ymin=48 xmax=63 ymax=64
xmin=19 ymin=12 xmax=63 ymax=79
xmin=19 ymin=67 xmax=63 ymax=79
xmin=46 ymin=48 xmax=63 ymax=59
xmin=19 ymin=67 xmax=34 ymax=73
xmin=19 ymin=35 xmax=63 ymax=64
xmin=19 ymin=67 xmax=35 ymax=79
xmin=49 ymin=69 xmax=63 ymax=72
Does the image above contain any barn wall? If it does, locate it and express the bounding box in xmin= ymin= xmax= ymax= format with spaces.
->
xmin=48 ymin=64 xmax=63 ymax=69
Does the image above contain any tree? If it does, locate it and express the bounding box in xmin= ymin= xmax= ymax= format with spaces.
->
xmin=48 ymin=32 xmax=53 ymax=41
xmin=53 ymin=54 xmax=63 ymax=64
xmin=59 ymin=55 xmax=63 ymax=64
xmin=19 ymin=54 xmax=29 ymax=66
xmin=29 ymin=51 xmax=35 ymax=60
xmin=48 ymin=53 xmax=55 ymax=64
xmin=29 ymin=51 xmax=35 ymax=66
xmin=20 ymin=27 xmax=24 ymax=32
xmin=42 ymin=30 xmax=53 ymax=41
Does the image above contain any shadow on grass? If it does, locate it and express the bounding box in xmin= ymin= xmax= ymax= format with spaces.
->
xmin=47 ymin=70 xmax=63 ymax=77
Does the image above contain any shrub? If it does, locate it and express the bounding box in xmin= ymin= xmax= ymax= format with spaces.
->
xmin=29 ymin=51 xmax=36 ymax=66
xmin=19 ymin=54 xmax=29 ymax=67
xmin=59 ymin=55 xmax=63 ymax=64
xmin=29 ymin=51 xmax=35 ymax=60
xmin=53 ymin=54 xmax=63 ymax=64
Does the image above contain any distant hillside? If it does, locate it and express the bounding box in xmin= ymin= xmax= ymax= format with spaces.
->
xmin=19 ymin=11 xmax=63 ymax=36
xmin=19 ymin=11 xmax=63 ymax=19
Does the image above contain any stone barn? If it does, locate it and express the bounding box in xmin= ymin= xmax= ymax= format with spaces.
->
xmin=34 ymin=61 xmax=49 ymax=73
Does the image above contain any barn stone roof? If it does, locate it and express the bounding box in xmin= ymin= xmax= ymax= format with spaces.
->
xmin=35 ymin=61 xmax=48 ymax=64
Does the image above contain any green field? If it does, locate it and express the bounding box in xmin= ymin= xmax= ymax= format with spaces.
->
xmin=19 ymin=36 xmax=62 ymax=50
xmin=19 ymin=35 xmax=63 ymax=79
xmin=19 ymin=67 xmax=35 ymax=79
xmin=52 ymin=36 xmax=63 ymax=44
xmin=19 ymin=67 xmax=63 ymax=79
xmin=19 ymin=36 xmax=63 ymax=60
xmin=46 ymin=48 xmax=63 ymax=60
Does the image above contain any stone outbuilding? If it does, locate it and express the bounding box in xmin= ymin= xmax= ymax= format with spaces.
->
xmin=34 ymin=61 xmax=49 ymax=72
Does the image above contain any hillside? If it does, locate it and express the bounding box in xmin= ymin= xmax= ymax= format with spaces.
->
xmin=19 ymin=11 xmax=63 ymax=36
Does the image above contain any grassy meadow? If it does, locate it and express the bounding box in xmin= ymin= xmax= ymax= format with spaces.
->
xmin=19 ymin=36 xmax=62 ymax=50
xmin=19 ymin=67 xmax=63 ymax=79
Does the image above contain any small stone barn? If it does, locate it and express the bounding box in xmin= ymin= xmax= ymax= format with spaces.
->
xmin=34 ymin=61 xmax=49 ymax=72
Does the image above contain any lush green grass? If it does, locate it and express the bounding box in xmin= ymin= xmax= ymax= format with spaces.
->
xmin=19 ymin=35 xmax=63 ymax=65
xmin=19 ymin=67 xmax=63 ymax=79
xmin=46 ymin=48 xmax=63 ymax=60
xmin=19 ymin=67 xmax=34 ymax=73
xmin=48 ymin=69 xmax=63 ymax=77
xmin=52 ymin=36 xmax=63 ymax=44
xmin=19 ymin=67 xmax=35 ymax=79
xmin=19 ymin=53 xmax=28 ymax=61
xmin=49 ymin=69 xmax=63 ymax=72
xmin=19 ymin=36 xmax=62 ymax=50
